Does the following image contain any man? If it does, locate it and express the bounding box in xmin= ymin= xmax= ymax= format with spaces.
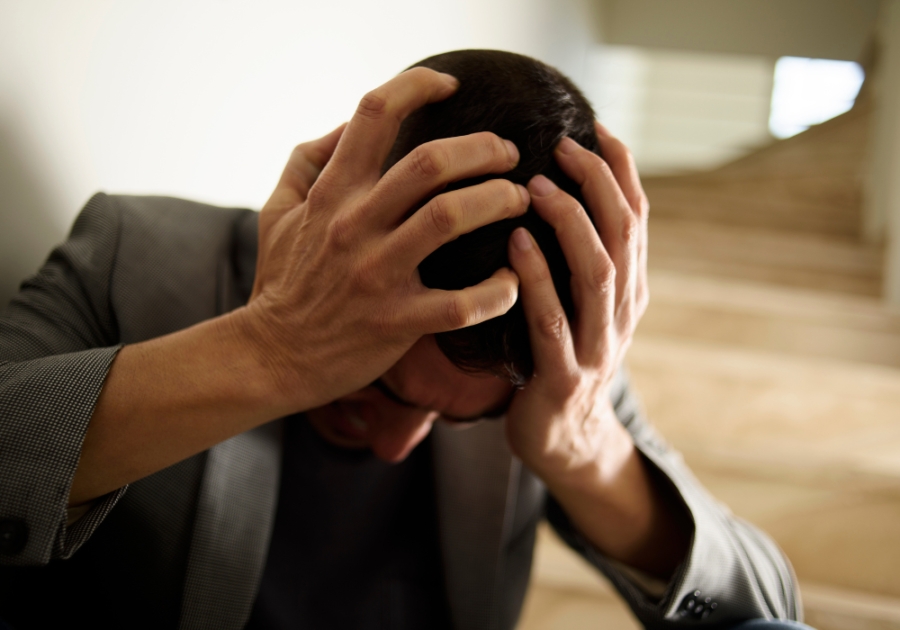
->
xmin=0 ymin=51 xmax=801 ymax=628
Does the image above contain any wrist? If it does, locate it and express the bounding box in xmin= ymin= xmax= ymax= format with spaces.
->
xmin=220 ymin=304 xmax=316 ymax=416
xmin=530 ymin=400 xmax=633 ymax=498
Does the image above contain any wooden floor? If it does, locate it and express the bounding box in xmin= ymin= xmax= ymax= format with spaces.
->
xmin=518 ymin=96 xmax=900 ymax=629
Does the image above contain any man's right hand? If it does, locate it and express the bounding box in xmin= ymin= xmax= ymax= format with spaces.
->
xmin=71 ymin=68 xmax=528 ymax=505
xmin=234 ymin=67 xmax=527 ymax=415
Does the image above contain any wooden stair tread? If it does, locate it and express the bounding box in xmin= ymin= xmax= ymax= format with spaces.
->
xmin=647 ymin=219 xmax=883 ymax=295
xmin=638 ymin=270 xmax=900 ymax=368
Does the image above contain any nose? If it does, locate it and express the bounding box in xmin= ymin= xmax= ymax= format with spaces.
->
xmin=368 ymin=407 xmax=440 ymax=463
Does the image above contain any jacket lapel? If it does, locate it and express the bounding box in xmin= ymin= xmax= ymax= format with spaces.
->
xmin=432 ymin=420 xmax=520 ymax=630
xmin=179 ymin=421 xmax=282 ymax=630
xmin=180 ymin=220 xmax=280 ymax=630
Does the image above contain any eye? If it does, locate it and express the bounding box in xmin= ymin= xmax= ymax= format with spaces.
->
xmin=369 ymin=378 xmax=416 ymax=408
xmin=440 ymin=396 xmax=512 ymax=424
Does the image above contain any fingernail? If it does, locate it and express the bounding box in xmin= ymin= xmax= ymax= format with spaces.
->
xmin=504 ymin=140 xmax=520 ymax=164
xmin=529 ymin=174 xmax=557 ymax=197
xmin=557 ymin=137 xmax=579 ymax=155
xmin=440 ymin=72 xmax=459 ymax=88
xmin=512 ymin=227 xmax=533 ymax=251
xmin=516 ymin=184 xmax=530 ymax=207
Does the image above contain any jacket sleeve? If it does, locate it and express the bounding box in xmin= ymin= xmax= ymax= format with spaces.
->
xmin=0 ymin=193 xmax=127 ymax=566
xmin=546 ymin=369 xmax=801 ymax=628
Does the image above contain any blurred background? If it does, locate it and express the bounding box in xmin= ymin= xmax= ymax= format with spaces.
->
xmin=2 ymin=1 xmax=899 ymax=628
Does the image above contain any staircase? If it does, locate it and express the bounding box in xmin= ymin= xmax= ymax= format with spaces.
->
xmin=519 ymin=92 xmax=900 ymax=629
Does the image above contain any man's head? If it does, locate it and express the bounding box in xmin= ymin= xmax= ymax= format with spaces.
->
xmin=384 ymin=49 xmax=602 ymax=385
xmin=309 ymin=50 xmax=602 ymax=461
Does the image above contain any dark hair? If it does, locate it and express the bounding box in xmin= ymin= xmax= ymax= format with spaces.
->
xmin=384 ymin=50 xmax=601 ymax=385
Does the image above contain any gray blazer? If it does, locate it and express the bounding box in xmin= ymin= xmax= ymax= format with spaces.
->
xmin=0 ymin=193 xmax=800 ymax=629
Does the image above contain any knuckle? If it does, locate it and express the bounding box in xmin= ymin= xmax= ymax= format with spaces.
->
xmin=564 ymin=198 xmax=587 ymax=221
xmin=357 ymin=89 xmax=389 ymax=120
xmin=305 ymin=179 xmax=330 ymax=209
xmin=589 ymin=259 xmax=616 ymax=293
xmin=502 ymin=180 xmax=525 ymax=213
xmin=550 ymin=198 xmax=586 ymax=228
xmin=290 ymin=142 xmax=309 ymax=161
xmin=326 ymin=213 xmax=357 ymax=250
xmin=621 ymin=213 xmax=639 ymax=246
xmin=410 ymin=144 xmax=448 ymax=181
xmin=444 ymin=295 xmax=473 ymax=330
xmin=426 ymin=195 xmax=461 ymax=236
xmin=594 ymin=157 xmax=615 ymax=181
xmin=405 ymin=66 xmax=435 ymax=83
xmin=479 ymin=132 xmax=506 ymax=164
xmin=582 ymin=150 xmax=607 ymax=170
xmin=535 ymin=309 xmax=568 ymax=343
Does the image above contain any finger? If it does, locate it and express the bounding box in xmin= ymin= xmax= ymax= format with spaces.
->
xmin=507 ymin=228 xmax=579 ymax=386
xmin=368 ymin=132 xmax=520 ymax=227
xmin=385 ymin=178 xmax=530 ymax=270
xmin=594 ymin=122 xmax=649 ymax=221
xmin=409 ymin=267 xmax=520 ymax=333
xmin=257 ymin=124 xmax=347 ymax=281
xmin=526 ymin=175 xmax=615 ymax=362
xmin=594 ymin=123 xmax=649 ymax=320
xmin=325 ymin=67 xmax=460 ymax=190
xmin=554 ymin=137 xmax=638 ymax=315
xmin=267 ymin=123 xmax=347 ymax=212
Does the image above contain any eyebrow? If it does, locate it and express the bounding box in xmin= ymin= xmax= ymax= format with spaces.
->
xmin=368 ymin=378 xmax=512 ymax=423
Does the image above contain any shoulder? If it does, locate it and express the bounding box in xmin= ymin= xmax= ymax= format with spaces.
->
xmin=66 ymin=193 xmax=257 ymax=261
xmin=85 ymin=193 xmax=258 ymax=340
xmin=81 ymin=192 xmax=255 ymax=239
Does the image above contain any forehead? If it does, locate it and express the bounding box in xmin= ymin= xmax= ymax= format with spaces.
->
xmin=381 ymin=335 xmax=513 ymax=419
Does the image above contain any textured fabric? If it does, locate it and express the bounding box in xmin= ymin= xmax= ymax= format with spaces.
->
xmin=727 ymin=621 xmax=816 ymax=630
xmin=0 ymin=194 xmax=801 ymax=629
xmin=0 ymin=193 xmax=264 ymax=629
xmin=0 ymin=192 xmax=130 ymax=566
xmin=431 ymin=419 xmax=523 ymax=630
xmin=246 ymin=416 xmax=451 ymax=630
xmin=179 ymin=422 xmax=281 ymax=630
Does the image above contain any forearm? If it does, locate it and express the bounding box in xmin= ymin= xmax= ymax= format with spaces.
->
xmin=538 ymin=401 xmax=692 ymax=579
xmin=69 ymin=308 xmax=291 ymax=506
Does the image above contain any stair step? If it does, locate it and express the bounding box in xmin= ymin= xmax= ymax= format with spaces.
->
xmin=802 ymin=582 xmax=900 ymax=630
xmin=639 ymin=271 xmax=900 ymax=368
xmin=642 ymin=104 xmax=870 ymax=238
xmin=626 ymin=335 xmax=900 ymax=597
xmin=644 ymin=180 xmax=862 ymax=237
xmin=648 ymin=219 xmax=883 ymax=296
xmin=526 ymin=524 xmax=900 ymax=630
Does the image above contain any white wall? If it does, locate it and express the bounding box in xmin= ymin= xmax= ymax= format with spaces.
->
xmin=0 ymin=0 xmax=595 ymax=305
xmin=866 ymin=0 xmax=900 ymax=306
xmin=583 ymin=46 xmax=774 ymax=175
xmin=597 ymin=0 xmax=880 ymax=62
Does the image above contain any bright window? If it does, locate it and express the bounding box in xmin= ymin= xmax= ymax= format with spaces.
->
xmin=769 ymin=56 xmax=865 ymax=139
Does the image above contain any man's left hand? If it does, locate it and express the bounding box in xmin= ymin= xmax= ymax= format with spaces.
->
xmin=505 ymin=124 xmax=689 ymax=577
xmin=506 ymin=123 xmax=648 ymax=477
